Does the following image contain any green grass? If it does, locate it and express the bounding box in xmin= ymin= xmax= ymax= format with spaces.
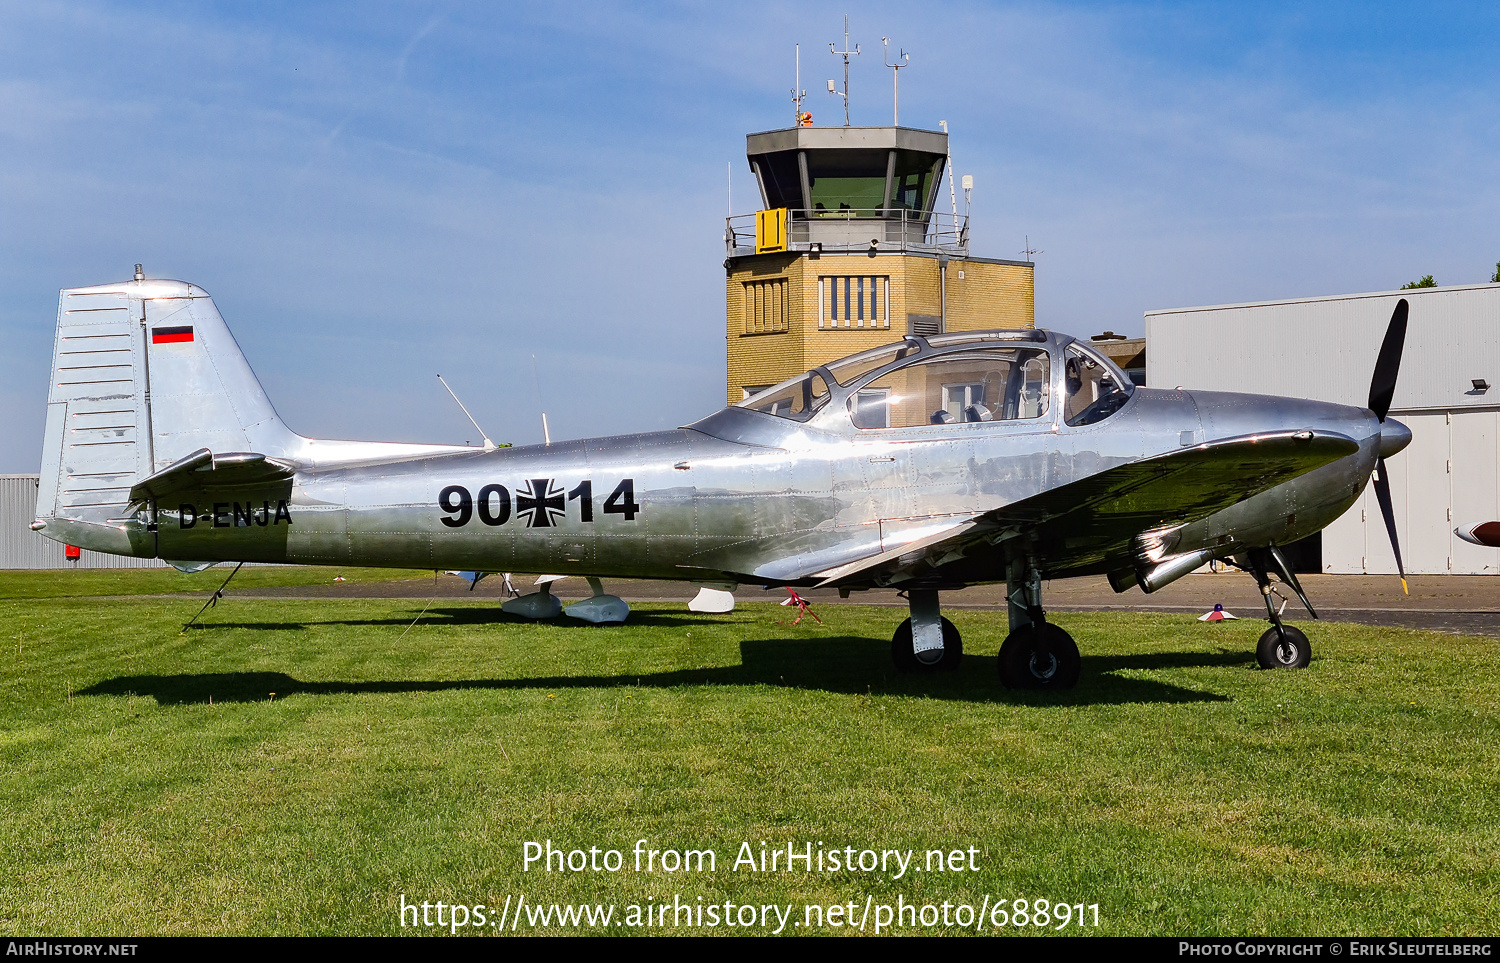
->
xmin=0 ymin=565 xmax=434 ymax=599
xmin=2 ymin=580 xmax=1498 ymax=936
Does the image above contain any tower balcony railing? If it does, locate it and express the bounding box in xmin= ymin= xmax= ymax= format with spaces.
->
xmin=725 ymin=209 xmax=970 ymax=258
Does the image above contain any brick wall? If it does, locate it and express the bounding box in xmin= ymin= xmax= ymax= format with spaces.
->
xmin=726 ymin=253 xmax=1034 ymax=404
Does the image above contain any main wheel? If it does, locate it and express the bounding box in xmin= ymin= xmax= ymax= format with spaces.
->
xmin=892 ymin=617 xmax=963 ymax=673
xmin=1256 ymin=625 xmax=1311 ymax=669
xmin=998 ymin=623 xmax=1081 ymax=690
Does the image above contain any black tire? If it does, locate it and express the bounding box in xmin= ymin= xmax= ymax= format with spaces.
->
xmin=892 ymin=617 xmax=963 ymax=673
xmin=998 ymin=623 xmax=1081 ymax=690
xmin=1256 ymin=625 xmax=1311 ymax=669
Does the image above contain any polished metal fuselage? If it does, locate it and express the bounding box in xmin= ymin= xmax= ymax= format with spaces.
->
xmin=142 ymin=331 xmax=1382 ymax=588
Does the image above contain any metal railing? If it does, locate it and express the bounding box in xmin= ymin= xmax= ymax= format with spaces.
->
xmin=725 ymin=209 xmax=969 ymax=258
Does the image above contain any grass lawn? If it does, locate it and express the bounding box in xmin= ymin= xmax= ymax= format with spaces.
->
xmin=1 ymin=577 xmax=1497 ymax=936
xmin=0 ymin=565 xmax=434 ymax=600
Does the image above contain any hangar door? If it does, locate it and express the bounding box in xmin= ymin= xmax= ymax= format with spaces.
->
xmin=1322 ymin=410 xmax=1498 ymax=575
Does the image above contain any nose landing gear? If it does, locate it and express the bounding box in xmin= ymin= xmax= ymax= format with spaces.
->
xmin=1239 ymin=546 xmax=1316 ymax=670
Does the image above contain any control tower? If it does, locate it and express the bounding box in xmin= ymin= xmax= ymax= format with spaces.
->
xmin=724 ymin=123 xmax=1035 ymax=403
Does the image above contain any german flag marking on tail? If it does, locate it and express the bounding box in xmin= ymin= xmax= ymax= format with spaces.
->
xmin=151 ymin=325 xmax=194 ymax=344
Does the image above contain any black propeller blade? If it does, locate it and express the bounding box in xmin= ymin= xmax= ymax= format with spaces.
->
xmin=1370 ymin=458 xmax=1408 ymax=594
xmin=1368 ymin=298 xmax=1408 ymax=422
xmin=1367 ymin=299 xmax=1409 ymax=593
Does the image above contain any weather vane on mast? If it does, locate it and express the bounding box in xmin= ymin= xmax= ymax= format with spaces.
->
xmin=828 ymin=15 xmax=859 ymax=127
xmin=882 ymin=37 xmax=909 ymax=126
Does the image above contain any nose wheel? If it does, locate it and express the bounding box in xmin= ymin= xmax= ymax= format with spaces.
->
xmin=1256 ymin=624 xmax=1311 ymax=669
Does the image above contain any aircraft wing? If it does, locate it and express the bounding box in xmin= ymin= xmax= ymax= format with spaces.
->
xmin=812 ymin=428 xmax=1358 ymax=588
xmin=809 ymin=514 xmax=985 ymax=585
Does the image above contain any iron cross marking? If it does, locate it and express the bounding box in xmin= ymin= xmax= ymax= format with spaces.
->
xmin=517 ymin=478 xmax=567 ymax=528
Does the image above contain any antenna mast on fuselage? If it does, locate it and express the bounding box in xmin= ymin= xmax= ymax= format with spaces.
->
xmin=436 ymin=374 xmax=497 ymax=451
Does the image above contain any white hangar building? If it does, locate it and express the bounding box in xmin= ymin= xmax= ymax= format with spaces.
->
xmin=1147 ymin=283 xmax=1499 ymax=576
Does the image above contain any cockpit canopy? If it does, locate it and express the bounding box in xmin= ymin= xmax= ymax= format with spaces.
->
xmin=1062 ymin=341 xmax=1133 ymax=427
xmin=739 ymin=369 xmax=833 ymax=419
xmin=848 ymin=346 xmax=1051 ymax=428
xmin=735 ymin=331 xmax=1134 ymax=430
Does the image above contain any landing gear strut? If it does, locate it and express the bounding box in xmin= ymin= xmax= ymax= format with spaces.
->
xmin=998 ymin=561 xmax=1080 ymax=689
xmin=1241 ymin=546 xmax=1314 ymax=670
xmin=891 ymin=589 xmax=962 ymax=672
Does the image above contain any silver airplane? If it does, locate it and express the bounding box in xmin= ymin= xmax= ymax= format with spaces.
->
xmin=32 ymin=271 xmax=1413 ymax=689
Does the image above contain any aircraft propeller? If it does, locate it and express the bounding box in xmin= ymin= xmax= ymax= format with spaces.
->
xmin=1367 ymin=298 xmax=1409 ymax=594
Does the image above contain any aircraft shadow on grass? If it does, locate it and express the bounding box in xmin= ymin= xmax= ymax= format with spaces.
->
xmin=183 ymin=609 xmax=732 ymax=631
xmin=79 ymin=636 xmax=1242 ymax=707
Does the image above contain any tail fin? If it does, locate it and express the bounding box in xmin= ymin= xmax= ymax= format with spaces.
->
xmin=35 ymin=274 xmax=469 ymax=557
xmin=35 ymin=276 xmax=298 ymax=554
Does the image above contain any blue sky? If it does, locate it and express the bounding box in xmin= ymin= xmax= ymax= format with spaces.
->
xmin=3 ymin=2 xmax=1498 ymax=470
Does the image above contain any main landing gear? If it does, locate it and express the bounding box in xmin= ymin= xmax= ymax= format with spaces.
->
xmin=1239 ymin=546 xmax=1316 ymax=670
xmin=886 ymin=568 xmax=1082 ymax=690
xmin=891 ymin=589 xmax=962 ymax=672
xmin=998 ymin=562 xmax=1080 ymax=690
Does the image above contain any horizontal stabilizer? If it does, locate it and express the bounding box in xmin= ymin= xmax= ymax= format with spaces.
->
xmin=128 ymin=447 xmax=295 ymax=502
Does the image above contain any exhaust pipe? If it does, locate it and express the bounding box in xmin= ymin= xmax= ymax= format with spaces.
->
xmin=1137 ymin=548 xmax=1215 ymax=594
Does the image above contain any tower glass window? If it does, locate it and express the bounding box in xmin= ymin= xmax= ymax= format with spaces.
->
xmin=805 ymin=149 xmax=889 ymax=216
xmin=889 ymin=150 xmax=943 ymax=213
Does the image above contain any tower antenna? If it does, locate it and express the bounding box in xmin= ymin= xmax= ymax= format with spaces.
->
xmin=791 ymin=44 xmax=807 ymax=125
xmin=882 ymin=37 xmax=909 ymax=126
xmin=828 ymin=16 xmax=859 ymax=126
xmin=1021 ymin=235 xmax=1043 ymax=260
xmin=940 ymin=120 xmax=958 ymax=226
